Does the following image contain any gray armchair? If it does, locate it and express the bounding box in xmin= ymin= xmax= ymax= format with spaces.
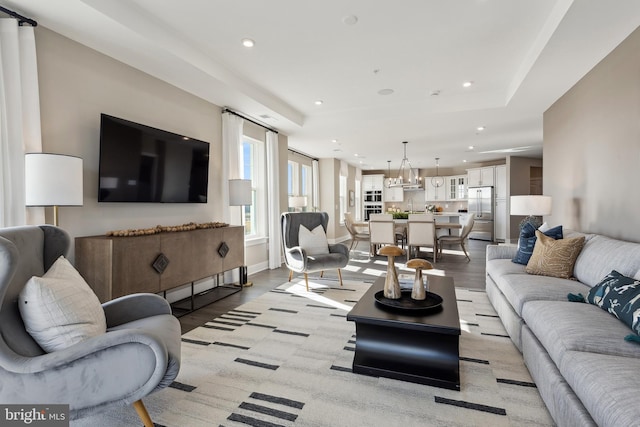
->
xmin=0 ymin=225 xmax=181 ymax=426
xmin=281 ymin=212 xmax=349 ymax=291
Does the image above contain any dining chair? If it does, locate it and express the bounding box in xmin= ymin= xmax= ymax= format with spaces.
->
xmin=438 ymin=214 xmax=475 ymax=261
xmin=406 ymin=213 xmax=437 ymax=263
xmin=368 ymin=214 xmax=396 ymax=256
xmin=344 ymin=212 xmax=370 ymax=251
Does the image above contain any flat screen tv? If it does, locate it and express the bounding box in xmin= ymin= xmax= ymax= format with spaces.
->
xmin=98 ymin=114 xmax=210 ymax=203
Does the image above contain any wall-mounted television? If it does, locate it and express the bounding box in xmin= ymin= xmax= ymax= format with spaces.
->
xmin=98 ymin=114 xmax=210 ymax=203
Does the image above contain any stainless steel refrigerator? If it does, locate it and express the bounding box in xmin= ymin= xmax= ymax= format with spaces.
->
xmin=468 ymin=186 xmax=494 ymax=241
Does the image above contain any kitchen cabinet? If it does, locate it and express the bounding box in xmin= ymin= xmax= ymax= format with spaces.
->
xmin=446 ymin=175 xmax=467 ymax=201
xmin=493 ymin=165 xmax=507 ymax=242
xmin=495 ymin=165 xmax=507 ymax=199
xmin=495 ymin=198 xmax=507 ymax=242
xmin=425 ymin=176 xmax=446 ymax=201
xmin=467 ymin=166 xmax=495 ymax=187
xmin=383 ymin=186 xmax=404 ymax=202
xmin=362 ymin=174 xmax=384 ymax=191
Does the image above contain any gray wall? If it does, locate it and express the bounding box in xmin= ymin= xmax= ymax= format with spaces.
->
xmin=33 ymin=27 xmax=288 ymax=270
xmin=543 ymin=26 xmax=640 ymax=242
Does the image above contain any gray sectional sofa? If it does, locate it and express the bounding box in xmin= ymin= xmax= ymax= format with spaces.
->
xmin=486 ymin=230 xmax=640 ymax=427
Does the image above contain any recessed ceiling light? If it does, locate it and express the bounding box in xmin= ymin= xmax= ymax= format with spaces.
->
xmin=314 ymin=100 xmax=323 ymax=105
xmin=468 ymin=146 xmax=475 ymax=150
xmin=476 ymin=126 xmax=485 ymax=132
xmin=343 ymin=15 xmax=358 ymax=26
xmin=241 ymin=38 xmax=255 ymax=48
xmin=463 ymin=81 xmax=473 ymax=88
xmin=378 ymin=88 xmax=394 ymax=96
xmin=463 ymin=160 xmax=468 ymax=163
xmin=332 ymin=139 xmax=338 ymax=143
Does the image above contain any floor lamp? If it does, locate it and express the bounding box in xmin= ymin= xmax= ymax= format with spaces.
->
xmin=229 ymin=179 xmax=252 ymax=287
xmin=25 ymin=153 xmax=83 ymax=226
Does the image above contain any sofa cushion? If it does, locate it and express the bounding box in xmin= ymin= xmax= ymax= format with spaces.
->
xmin=560 ymin=350 xmax=640 ymax=427
xmin=573 ymin=234 xmax=640 ymax=287
xmin=486 ymin=258 xmax=526 ymax=282
xmin=587 ymin=270 xmax=640 ymax=335
xmin=525 ymin=231 xmax=585 ymax=279
xmin=494 ymin=273 xmax=590 ymax=316
xmin=18 ymin=256 xmax=107 ymax=352
xmin=522 ymin=300 xmax=640 ymax=364
xmin=512 ymin=222 xmax=563 ymax=265
xmin=298 ymin=224 xmax=329 ymax=255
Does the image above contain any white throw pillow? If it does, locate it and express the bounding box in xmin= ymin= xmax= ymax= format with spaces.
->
xmin=298 ymin=224 xmax=330 ymax=255
xmin=538 ymin=222 xmax=550 ymax=232
xmin=19 ymin=256 xmax=107 ymax=352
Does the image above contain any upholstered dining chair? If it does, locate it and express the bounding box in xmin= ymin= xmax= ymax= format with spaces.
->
xmin=438 ymin=214 xmax=475 ymax=261
xmin=344 ymin=212 xmax=370 ymax=251
xmin=406 ymin=213 xmax=437 ymax=263
xmin=368 ymin=213 xmax=397 ymax=256
xmin=281 ymin=212 xmax=350 ymax=291
xmin=0 ymin=225 xmax=181 ymax=427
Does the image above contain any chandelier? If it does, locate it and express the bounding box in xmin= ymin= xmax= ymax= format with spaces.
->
xmin=431 ymin=157 xmax=444 ymax=188
xmin=386 ymin=141 xmax=422 ymax=189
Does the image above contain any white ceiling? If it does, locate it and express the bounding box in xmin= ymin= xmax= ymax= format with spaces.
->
xmin=4 ymin=0 xmax=640 ymax=170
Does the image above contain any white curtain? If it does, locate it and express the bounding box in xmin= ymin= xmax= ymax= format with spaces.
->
xmin=221 ymin=112 xmax=244 ymax=225
xmin=0 ymin=19 xmax=43 ymax=227
xmin=312 ymin=159 xmax=319 ymax=211
xmin=266 ymin=130 xmax=281 ymax=269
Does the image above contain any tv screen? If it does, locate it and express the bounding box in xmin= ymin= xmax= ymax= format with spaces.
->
xmin=98 ymin=114 xmax=210 ymax=203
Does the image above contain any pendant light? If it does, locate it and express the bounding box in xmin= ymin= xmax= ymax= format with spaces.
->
xmin=431 ymin=157 xmax=444 ymax=188
xmin=389 ymin=141 xmax=422 ymax=189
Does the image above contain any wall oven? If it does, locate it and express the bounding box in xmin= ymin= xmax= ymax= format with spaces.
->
xmin=363 ymin=203 xmax=383 ymax=221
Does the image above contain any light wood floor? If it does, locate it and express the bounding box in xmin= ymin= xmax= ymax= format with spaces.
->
xmin=178 ymin=238 xmax=493 ymax=334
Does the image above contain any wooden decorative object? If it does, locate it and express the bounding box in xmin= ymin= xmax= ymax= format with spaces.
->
xmin=378 ymin=245 xmax=405 ymax=299
xmin=105 ymin=221 xmax=228 ymax=237
xmin=406 ymin=258 xmax=433 ymax=300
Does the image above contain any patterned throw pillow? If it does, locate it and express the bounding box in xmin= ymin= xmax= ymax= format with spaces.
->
xmin=587 ymin=270 xmax=640 ymax=336
xmin=525 ymin=231 xmax=585 ymax=279
xmin=512 ymin=222 xmax=563 ymax=265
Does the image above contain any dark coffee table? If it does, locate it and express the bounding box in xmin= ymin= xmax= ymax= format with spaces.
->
xmin=347 ymin=275 xmax=461 ymax=390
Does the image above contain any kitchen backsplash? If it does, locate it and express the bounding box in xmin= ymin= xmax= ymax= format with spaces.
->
xmin=385 ymin=199 xmax=468 ymax=213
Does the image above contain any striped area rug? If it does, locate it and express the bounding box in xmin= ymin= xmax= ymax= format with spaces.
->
xmin=72 ymin=278 xmax=554 ymax=427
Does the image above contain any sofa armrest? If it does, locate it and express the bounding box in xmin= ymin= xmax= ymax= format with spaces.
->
xmin=103 ymin=293 xmax=172 ymax=328
xmin=486 ymin=244 xmax=518 ymax=261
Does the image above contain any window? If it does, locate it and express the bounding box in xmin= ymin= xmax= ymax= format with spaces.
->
xmin=287 ymin=160 xmax=299 ymax=196
xmin=242 ymin=137 xmax=265 ymax=238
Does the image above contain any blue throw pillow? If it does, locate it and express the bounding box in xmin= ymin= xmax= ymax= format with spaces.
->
xmin=512 ymin=223 xmax=563 ymax=265
xmin=587 ymin=270 xmax=640 ymax=337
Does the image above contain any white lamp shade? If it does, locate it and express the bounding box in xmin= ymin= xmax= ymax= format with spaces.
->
xmin=289 ymin=196 xmax=308 ymax=208
xmin=228 ymin=179 xmax=252 ymax=206
xmin=25 ymin=153 xmax=83 ymax=206
xmin=510 ymin=195 xmax=552 ymax=216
